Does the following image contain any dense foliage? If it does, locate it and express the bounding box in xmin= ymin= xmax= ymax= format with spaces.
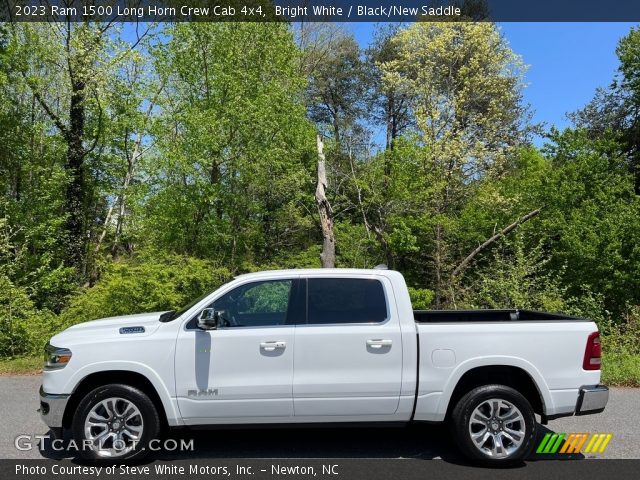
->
xmin=0 ymin=21 xmax=638 ymax=385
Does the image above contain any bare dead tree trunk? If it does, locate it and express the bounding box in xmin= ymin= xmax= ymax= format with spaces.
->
xmin=94 ymin=203 xmax=115 ymax=254
xmin=315 ymin=134 xmax=335 ymax=268
xmin=452 ymin=209 xmax=541 ymax=278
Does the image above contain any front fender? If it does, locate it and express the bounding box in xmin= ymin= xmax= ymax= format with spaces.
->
xmin=52 ymin=361 xmax=182 ymax=427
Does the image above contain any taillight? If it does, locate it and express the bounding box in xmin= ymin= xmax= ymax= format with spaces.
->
xmin=583 ymin=332 xmax=602 ymax=370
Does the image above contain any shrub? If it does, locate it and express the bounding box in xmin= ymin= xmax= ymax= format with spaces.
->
xmin=0 ymin=275 xmax=54 ymax=356
xmin=600 ymin=306 xmax=640 ymax=386
xmin=408 ymin=287 xmax=434 ymax=310
xmin=458 ymin=237 xmax=570 ymax=312
xmin=57 ymin=252 xmax=231 ymax=330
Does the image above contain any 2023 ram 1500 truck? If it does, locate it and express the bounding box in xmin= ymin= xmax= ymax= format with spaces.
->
xmin=39 ymin=268 xmax=608 ymax=464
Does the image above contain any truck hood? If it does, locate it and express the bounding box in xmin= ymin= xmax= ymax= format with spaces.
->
xmin=50 ymin=311 xmax=167 ymax=346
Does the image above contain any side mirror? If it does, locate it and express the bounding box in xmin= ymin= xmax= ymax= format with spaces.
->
xmin=197 ymin=308 xmax=219 ymax=330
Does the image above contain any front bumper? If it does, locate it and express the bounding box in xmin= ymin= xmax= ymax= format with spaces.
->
xmin=576 ymin=384 xmax=609 ymax=415
xmin=39 ymin=385 xmax=70 ymax=429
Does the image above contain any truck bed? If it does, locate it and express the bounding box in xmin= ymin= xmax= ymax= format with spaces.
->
xmin=413 ymin=309 xmax=587 ymax=323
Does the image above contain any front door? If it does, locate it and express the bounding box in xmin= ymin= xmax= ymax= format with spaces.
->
xmin=175 ymin=278 xmax=298 ymax=424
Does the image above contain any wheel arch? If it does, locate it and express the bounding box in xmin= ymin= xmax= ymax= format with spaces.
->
xmin=62 ymin=370 xmax=168 ymax=430
xmin=441 ymin=361 xmax=549 ymax=420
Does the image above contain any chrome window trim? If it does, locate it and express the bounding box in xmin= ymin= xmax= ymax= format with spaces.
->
xmin=183 ymin=277 xmax=298 ymax=331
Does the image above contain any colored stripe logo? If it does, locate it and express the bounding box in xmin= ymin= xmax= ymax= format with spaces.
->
xmin=537 ymin=433 xmax=613 ymax=454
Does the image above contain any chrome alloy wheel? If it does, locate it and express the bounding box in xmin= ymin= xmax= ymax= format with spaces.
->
xmin=83 ymin=397 xmax=144 ymax=457
xmin=468 ymin=398 xmax=526 ymax=458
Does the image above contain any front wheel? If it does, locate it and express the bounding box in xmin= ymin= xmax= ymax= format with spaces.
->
xmin=450 ymin=384 xmax=536 ymax=465
xmin=72 ymin=384 xmax=160 ymax=461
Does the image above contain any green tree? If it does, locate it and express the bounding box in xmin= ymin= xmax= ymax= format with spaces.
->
xmin=305 ymin=32 xmax=367 ymax=148
xmin=572 ymin=26 xmax=640 ymax=192
xmin=378 ymin=21 xmax=531 ymax=305
xmin=456 ymin=132 xmax=640 ymax=317
xmin=3 ymin=23 xmax=156 ymax=282
xmin=145 ymin=23 xmax=315 ymax=269
xmin=539 ymin=130 xmax=640 ymax=315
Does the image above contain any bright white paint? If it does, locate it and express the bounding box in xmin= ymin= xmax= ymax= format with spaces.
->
xmin=43 ymin=269 xmax=602 ymax=427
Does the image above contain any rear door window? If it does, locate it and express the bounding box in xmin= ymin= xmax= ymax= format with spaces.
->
xmin=306 ymin=278 xmax=387 ymax=325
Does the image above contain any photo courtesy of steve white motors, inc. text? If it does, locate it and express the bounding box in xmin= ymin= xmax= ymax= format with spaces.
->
xmin=14 ymin=464 xmax=340 ymax=476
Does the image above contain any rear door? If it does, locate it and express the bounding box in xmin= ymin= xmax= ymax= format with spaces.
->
xmin=293 ymin=275 xmax=403 ymax=417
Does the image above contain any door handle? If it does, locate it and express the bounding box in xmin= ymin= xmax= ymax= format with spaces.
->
xmin=366 ymin=339 xmax=392 ymax=348
xmin=260 ymin=341 xmax=286 ymax=351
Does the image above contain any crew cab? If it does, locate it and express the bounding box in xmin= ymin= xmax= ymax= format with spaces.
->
xmin=39 ymin=268 xmax=608 ymax=464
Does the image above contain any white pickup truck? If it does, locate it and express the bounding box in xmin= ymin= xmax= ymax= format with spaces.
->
xmin=39 ymin=268 xmax=608 ymax=464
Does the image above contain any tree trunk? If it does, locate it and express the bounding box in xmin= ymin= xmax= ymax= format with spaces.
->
xmin=315 ymin=134 xmax=335 ymax=268
xmin=347 ymin=141 xmax=370 ymax=237
xmin=373 ymin=223 xmax=394 ymax=269
xmin=64 ymin=80 xmax=87 ymax=272
xmin=434 ymin=223 xmax=444 ymax=308
xmin=94 ymin=203 xmax=115 ymax=255
xmin=385 ymin=95 xmax=397 ymax=152
xmin=24 ymin=63 xmax=88 ymax=273
xmin=111 ymin=156 xmax=134 ymax=257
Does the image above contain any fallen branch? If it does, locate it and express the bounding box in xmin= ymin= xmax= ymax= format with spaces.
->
xmin=452 ymin=208 xmax=541 ymax=278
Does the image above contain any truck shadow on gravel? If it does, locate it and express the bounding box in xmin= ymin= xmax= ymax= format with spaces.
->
xmin=39 ymin=423 xmax=584 ymax=466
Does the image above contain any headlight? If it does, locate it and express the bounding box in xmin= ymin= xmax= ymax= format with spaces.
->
xmin=44 ymin=343 xmax=72 ymax=370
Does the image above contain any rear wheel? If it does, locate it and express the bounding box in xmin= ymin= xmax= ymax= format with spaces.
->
xmin=450 ymin=384 xmax=536 ymax=465
xmin=72 ymin=384 xmax=160 ymax=461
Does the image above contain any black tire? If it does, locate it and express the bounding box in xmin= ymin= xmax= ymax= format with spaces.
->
xmin=450 ymin=384 xmax=536 ymax=466
xmin=72 ymin=384 xmax=160 ymax=461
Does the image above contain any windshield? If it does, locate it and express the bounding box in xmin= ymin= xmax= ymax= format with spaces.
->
xmin=159 ymin=290 xmax=214 ymax=322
